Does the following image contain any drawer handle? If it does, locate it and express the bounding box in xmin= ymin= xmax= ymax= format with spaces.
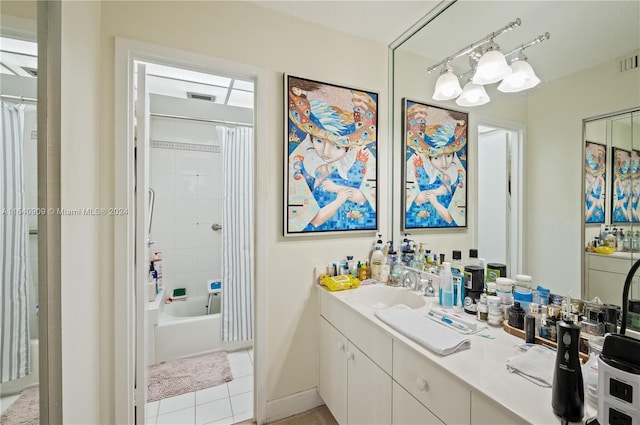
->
xmin=416 ymin=378 xmax=429 ymax=392
xmin=347 ymin=351 xmax=355 ymax=360
xmin=337 ymin=342 xmax=345 ymax=351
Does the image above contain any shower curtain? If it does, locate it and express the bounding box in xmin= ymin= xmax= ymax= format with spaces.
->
xmin=219 ymin=126 xmax=254 ymax=341
xmin=0 ymin=101 xmax=31 ymax=383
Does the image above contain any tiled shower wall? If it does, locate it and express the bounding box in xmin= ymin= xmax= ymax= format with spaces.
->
xmin=150 ymin=116 xmax=223 ymax=299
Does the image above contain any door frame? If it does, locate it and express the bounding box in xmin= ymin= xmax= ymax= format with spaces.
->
xmin=476 ymin=119 xmax=525 ymax=275
xmin=114 ymin=38 xmax=267 ymax=424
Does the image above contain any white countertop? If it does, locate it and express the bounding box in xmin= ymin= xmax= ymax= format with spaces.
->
xmin=320 ymin=283 xmax=598 ymax=425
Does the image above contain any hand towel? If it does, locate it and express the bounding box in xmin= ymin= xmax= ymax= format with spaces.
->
xmin=506 ymin=344 xmax=556 ymax=387
xmin=374 ymin=304 xmax=471 ymax=355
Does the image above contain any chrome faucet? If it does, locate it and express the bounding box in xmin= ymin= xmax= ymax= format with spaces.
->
xmin=402 ymin=268 xmax=420 ymax=290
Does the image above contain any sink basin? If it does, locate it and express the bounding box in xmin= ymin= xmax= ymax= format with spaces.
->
xmin=344 ymin=284 xmax=426 ymax=310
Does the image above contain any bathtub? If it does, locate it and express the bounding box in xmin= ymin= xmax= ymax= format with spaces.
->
xmin=0 ymin=339 xmax=39 ymax=397
xmin=153 ymin=294 xmax=251 ymax=363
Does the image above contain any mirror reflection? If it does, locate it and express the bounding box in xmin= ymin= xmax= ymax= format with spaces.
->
xmin=392 ymin=1 xmax=640 ymax=307
xmin=0 ymin=3 xmax=40 ymax=422
xmin=584 ymin=109 xmax=640 ymax=306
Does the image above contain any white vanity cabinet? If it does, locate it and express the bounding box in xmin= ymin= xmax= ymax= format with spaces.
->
xmin=319 ymin=294 xmax=393 ymax=425
xmin=470 ymin=391 xmax=528 ymax=425
xmin=392 ymin=382 xmax=444 ymax=425
xmin=585 ymin=253 xmax=640 ymax=305
xmin=393 ymin=340 xmax=470 ymax=425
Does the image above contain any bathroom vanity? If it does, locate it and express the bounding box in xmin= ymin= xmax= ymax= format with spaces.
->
xmin=317 ymin=284 xmax=597 ymax=425
xmin=584 ymin=252 xmax=640 ymax=306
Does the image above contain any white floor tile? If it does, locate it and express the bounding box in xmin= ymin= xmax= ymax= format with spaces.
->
xmin=227 ymin=375 xmax=253 ymax=396
xmin=158 ymin=391 xmax=195 ymax=415
xmin=196 ymin=383 xmax=229 ymax=405
xmin=227 ymin=350 xmax=253 ymax=378
xmin=230 ymin=391 xmax=252 ymax=416
xmin=233 ymin=410 xmax=254 ymax=423
xmin=156 ymin=406 xmax=195 ymax=425
xmin=195 ymin=397 xmax=233 ymax=425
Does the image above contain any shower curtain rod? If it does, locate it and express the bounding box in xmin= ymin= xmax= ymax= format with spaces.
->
xmin=150 ymin=112 xmax=253 ymax=127
xmin=0 ymin=94 xmax=37 ymax=103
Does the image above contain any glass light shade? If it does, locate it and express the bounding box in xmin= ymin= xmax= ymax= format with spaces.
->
xmin=455 ymin=81 xmax=490 ymax=107
xmin=432 ymin=70 xmax=463 ymax=100
xmin=497 ymin=60 xmax=541 ymax=93
xmin=472 ymin=50 xmax=512 ymax=85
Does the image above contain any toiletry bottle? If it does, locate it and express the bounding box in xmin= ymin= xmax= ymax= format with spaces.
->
xmin=451 ymin=250 xmax=465 ymax=310
xmin=380 ymin=245 xmax=391 ymax=284
xmin=370 ymin=245 xmax=384 ymax=281
xmin=477 ymin=293 xmax=488 ymax=321
xmin=439 ymin=262 xmax=454 ymax=307
xmin=153 ymin=251 xmax=163 ymax=290
xmin=358 ymin=263 xmax=368 ymax=281
xmin=468 ymin=248 xmax=479 ymax=266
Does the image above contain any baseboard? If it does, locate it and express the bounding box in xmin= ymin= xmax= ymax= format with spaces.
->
xmin=265 ymin=387 xmax=324 ymax=423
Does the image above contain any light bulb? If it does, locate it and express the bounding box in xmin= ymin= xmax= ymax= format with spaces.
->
xmin=473 ymin=49 xmax=512 ymax=85
xmin=432 ymin=69 xmax=463 ymax=101
xmin=497 ymin=60 xmax=541 ymax=93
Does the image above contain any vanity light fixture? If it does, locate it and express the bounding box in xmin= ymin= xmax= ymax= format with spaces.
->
xmin=426 ymin=18 xmax=549 ymax=107
xmin=432 ymin=63 xmax=463 ymax=101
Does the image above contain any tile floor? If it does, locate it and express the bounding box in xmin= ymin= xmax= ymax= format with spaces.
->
xmin=146 ymin=349 xmax=254 ymax=425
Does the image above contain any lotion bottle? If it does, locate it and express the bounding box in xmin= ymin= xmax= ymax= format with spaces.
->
xmin=370 ymin=245 xmax=384 ymax=281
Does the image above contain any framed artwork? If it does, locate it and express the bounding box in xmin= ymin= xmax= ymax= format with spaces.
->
xmin=611 ymin=146 xmax=632 ymax=223
xmin=584 ymin=141 xmax=606 ymax=224
xmin=402 ymin=98 xmax=468 ymax=229
xmin=284 ymin=74 xmax=378 ymax=236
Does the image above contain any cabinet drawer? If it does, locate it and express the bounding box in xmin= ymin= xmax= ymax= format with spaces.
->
xmin=393 ymin=382 xmax=443 ymax=425
xmin=393 ymin=341 xmax=470 ymax=425
xmin=320 ymin=291 xmax=392 ymax=374
xmin=588 ymin=254 xmax=634 ymax=274
xmin=471 ymin=391 xmax=527 ymax=425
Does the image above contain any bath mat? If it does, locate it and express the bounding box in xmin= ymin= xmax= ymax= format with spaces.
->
xmin=0 ymin=386 xmax=39 ymax=425
xmin=147 ymin=350 xmax=233 ymax=402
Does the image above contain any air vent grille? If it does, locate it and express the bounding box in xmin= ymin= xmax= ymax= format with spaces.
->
xmin=187 ymin=92 xmax=216 ymax=102
xmin=620 ymin=54 xmax=639 ymax=72
xmin=22 ymin=67 xmax=37 ymax=77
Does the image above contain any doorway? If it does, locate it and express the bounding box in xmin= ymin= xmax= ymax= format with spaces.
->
xmin=114 ymin=39 xmax=266 ymax=425
xmin=136 ymin=59 xmax=255 ymax=424
xmin=477 ymin=123 xmax=523 ymax=276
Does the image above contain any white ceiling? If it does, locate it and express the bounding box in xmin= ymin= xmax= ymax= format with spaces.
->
xmin=250 ymin=0 xmax=640 ymax=83
xmin=248 ymin=0 xmax=442 ymax=45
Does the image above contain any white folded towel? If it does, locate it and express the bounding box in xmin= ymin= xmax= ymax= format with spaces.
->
xmin=374 ymin=304 xmax=471 ymax=355
xmin=506 ymin=344 xmax=556 ymax=387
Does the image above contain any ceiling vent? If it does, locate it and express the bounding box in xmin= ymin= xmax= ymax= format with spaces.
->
xmin=620 ymin=54 xmax=639 ymax=72
xmin=187 ymin=92 xmax=216 ymax=102
xmin=22 ymin=67 xmax=37 ymax=77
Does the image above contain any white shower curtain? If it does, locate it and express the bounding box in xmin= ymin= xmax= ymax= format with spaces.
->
xmin=219 ymin=126 xmax=254 ymax=341
xmin=0 ymin=101 xmax=31 ymax=383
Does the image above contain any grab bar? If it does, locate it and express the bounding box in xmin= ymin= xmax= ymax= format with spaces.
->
xmin=148 ymin=187 xmax=155 ymax=236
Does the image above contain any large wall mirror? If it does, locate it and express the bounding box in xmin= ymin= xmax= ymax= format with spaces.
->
xmin=391 ymin=1 xmax=640 ymax=304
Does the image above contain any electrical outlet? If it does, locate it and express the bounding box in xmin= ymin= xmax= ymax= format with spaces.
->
xmin=608 ymin=407 xmax=632 ymax=425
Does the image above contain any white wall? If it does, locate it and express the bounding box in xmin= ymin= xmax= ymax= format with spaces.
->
xmin=526 ymin=59 xmax=640 ymax=296
xmin=60 ymin=1 xmax=102 ymax=422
